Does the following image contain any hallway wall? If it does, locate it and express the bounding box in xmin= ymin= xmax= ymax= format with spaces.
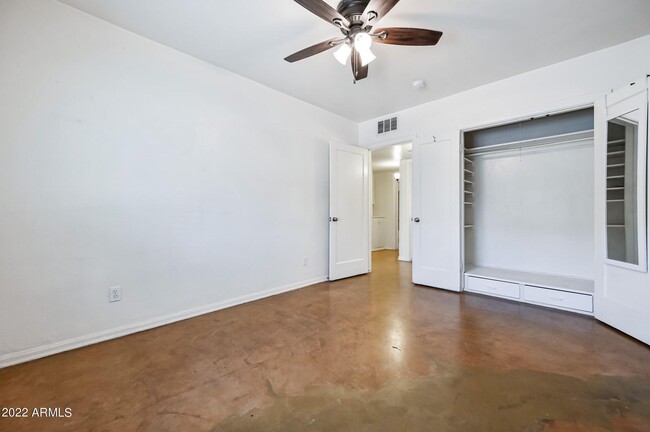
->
xmin=372 ymin=172 xmax=398 ymax=251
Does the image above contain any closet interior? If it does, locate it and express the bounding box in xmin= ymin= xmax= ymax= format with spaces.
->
xmin=462 ymin=108 xmax=596 ymax=314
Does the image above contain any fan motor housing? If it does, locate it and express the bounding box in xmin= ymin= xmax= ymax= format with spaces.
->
xmin=337 ymin=0 xmax=370 ymax=19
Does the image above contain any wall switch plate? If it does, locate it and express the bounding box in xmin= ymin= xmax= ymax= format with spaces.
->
xmin=303 ymin=257 xmax=309 ymax=266
xmin=109 ymin=286 xmax=121 ymax=303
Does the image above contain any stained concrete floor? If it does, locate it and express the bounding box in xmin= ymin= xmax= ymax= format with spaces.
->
xmin=1 ymin=250 xmax=650 ymax=431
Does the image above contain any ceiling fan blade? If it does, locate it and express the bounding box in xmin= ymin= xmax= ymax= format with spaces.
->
xmin=351 ymin=50 xmax=368 ymax=81
xmin=374 ymin=27 xmax=443 ymax=46
xmin=293 ymin=0 xmax=350 ymax=28
xmin=363 ymin=0 xmax=400 ymax=25
xmin=284 ymin=38 xmax=343 ymax=63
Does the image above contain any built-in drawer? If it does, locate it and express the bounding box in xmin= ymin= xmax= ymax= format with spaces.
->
xmin=466 ymin=276 xmax=520 ymax=299
xmin=523 ymin=285 xmax=593 ymax=313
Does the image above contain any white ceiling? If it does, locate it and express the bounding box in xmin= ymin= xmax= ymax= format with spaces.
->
xmin=57 ymin=0 xmax=650 ymax=122
xmin=372 ymin=142 xmax=412 ymax=172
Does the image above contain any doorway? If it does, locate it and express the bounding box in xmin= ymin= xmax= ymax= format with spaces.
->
xmin=370 ymin=142 xmax=413 ymax=267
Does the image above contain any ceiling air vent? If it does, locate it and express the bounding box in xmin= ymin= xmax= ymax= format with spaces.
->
xmin=377 ymin=117 xmax=398 ymax=135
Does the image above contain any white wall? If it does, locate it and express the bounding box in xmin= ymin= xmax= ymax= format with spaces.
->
xmin=372 ymin=172 xmax=398 ymax=250
xmin=0 ymin=0 xmax=357 ymax=366
xmin=468 ymin=142 xmax=594 ymax=279
xmin=359 ymin=36 xmax=650 ymax=148
xmin=398 ymin=160 xmax=412 ymax=262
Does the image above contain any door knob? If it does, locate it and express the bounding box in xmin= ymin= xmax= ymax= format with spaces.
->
xmin=414 ymin=217 xmax=420 ymax=223
xmin=330 ymin=217 xmax=339 ymax=222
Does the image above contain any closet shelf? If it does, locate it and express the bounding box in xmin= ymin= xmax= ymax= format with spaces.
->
xmin=607 ymin=163 xmax=625 ymax=168
xmin=607 ymin=225 xmax=625 ymax=228
xmin=607 ymin=151 xmax=625 ymax=156
xmin=607 ymin=139 xmax=625 ymax=145
xmin=464 ymin=225 xmax=474 ymax=228
xmin=607 ymin=199 xmax=624 ymax=203
xmin=464 ymin=202 xmax=473 ymax=205
xmin=464 ymin=169 xmax=474 ymax=174
xmin=607 ymin=187 xmax=624 ymax=190
xmin=464 ymin=190 xmax=473 ymax=194
xmin=464 ymin=130 xmax=594 ymax=156
xmin=464 ymin=157 xmax=473 ymax=164
xmin=464 ymin=180 xmax=474 ymax=184
xmin=607 ymin=175 xmax=625 ymax=179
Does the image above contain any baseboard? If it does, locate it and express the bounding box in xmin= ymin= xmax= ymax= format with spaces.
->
xmin=397 ymin=256 xmax=412 ymax=262
xmin=0 ymin=276 xmax=328 ymax=369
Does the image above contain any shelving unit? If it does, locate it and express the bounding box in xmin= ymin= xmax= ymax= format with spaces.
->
xmin=605 ymin=123 xmax=628 ymax=264
xmin=463 ymin=157 xmax=474 ymax=228
xmin=460 ymin=108 xmax=596 ymax=316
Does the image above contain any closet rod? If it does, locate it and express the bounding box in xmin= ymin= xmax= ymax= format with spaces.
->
xmin=464 ymin=132 xmax=593 ymax=157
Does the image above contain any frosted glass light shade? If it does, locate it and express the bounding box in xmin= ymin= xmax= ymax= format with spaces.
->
xmin=333 ymin=43 xmax=352 ymax=65
xmin=354 ymin=33 xmax=376 ymax=66
xmin=354 ymin=33 xmax=372 ymax=50
xmin=358 ymin=48 xmax=376 ymax=66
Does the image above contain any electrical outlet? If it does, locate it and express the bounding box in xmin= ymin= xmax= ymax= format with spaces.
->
xmin=109 ymin=286 xmax=121 ymax=303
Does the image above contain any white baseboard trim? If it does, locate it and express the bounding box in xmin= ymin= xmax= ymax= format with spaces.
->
xmin=397 ymin=256 xmax=412 ymax=262
xmin=0 ymin=276 xmax=328 ymax=369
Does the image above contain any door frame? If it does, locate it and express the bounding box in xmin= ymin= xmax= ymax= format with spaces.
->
xmin=367 ymin=140 xmax=413 ymax=268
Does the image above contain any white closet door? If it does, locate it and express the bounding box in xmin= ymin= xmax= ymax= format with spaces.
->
xmin=596 ymin=79 xmax=650 ymax=345
xmin=412 ymin=137 xmax=462 ymax=291
xmin=329 ymin=142 xmax=370 ymax=281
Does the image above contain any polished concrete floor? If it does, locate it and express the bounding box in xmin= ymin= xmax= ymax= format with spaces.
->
xmin=1 ymin=250 xmax=650 ymax=431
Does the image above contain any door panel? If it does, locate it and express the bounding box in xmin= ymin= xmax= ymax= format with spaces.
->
xmin=412 ymin=138 xmax=462 ymax=291
xmin=329 ymin=142 xmax=370 ymax=280
xmin=596 ymin=79 xmax=650 ymax=345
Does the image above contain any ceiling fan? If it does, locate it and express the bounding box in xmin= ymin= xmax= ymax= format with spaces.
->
xmin=284 ymin=0 xmax=443 ymax=82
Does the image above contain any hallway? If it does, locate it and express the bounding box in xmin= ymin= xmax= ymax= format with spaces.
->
xmin=1 ymin=250 xmax=649 ymax=431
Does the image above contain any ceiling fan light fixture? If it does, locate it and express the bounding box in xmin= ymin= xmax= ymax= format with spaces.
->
xmin=284 ymin=0 xmax=444 ymax=81
xmin=359 ymin=48 xmax=376 ymax=67
xmin=333 ymin=43 xmax=352 ymax=65
xmin=354 ymin=32 xmax=376 ymax=66
xmin=354 ymin=32 xmax=372 ymax=49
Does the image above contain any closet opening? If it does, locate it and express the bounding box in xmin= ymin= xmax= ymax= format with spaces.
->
xmin=461 ymin=106 xmax=596 ymax=315
xmin=370 ymin=142 xmax=413 ymax=268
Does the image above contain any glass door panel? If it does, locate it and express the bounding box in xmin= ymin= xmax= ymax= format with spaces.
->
xmin=606 ymin=108 xmax=644 ymax=268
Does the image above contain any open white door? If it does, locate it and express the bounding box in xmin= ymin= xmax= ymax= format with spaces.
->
xmin=596 ymin=78 xmax=650 ymax=345
xmin=329 ymin=142 xmax=370 ymax=281
xmin=412 ymin=137 xmax=462 ymax=291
